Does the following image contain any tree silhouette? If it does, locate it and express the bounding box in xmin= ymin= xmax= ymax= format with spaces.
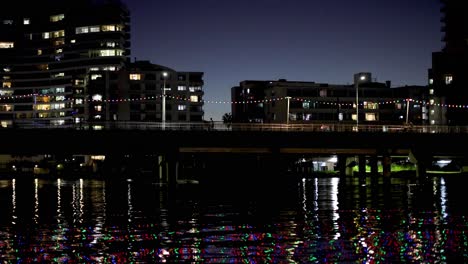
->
xmin=222 ymin=113 xmax=232 ymax=128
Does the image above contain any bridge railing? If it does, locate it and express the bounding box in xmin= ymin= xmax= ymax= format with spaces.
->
xmin=5 ymin=120 xmax=468 ymax=133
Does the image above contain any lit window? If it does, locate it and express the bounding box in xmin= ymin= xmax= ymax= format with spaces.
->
xmin=70 ymin=39 xmax=76 ymax=43
xmin=364 ymin=101 xmax=378 ymax=109
xmin=190 ymin=95 xmax=198 ymax=102
xmin=52 ymin=30 xmax=65 ymax=38
xmin=89 ymin=67 xmax=99 ymax=71
xmin=55 ymin=88 xmax=65 ymax=93
xmin=53 ymin=72 xmax=65 ymax=78
xmin=94 ymin=105 xmax=102 ymax=112
xmin=103 ymin=66 xmax=117 ymax=71
xmin=55 ymin=96 xmax=65 ymax=101
xmin=178 ymin=105 xmax=186 ymax=111
xmin=36 ymin=104 xmax=51 ymax=111
xmin=94 ymin=115 xmax=102 ymax=120
xmin=92 ymin=94 xmax=102 ymax=101
xmin=431 ymin=120 xmax=435 ymax=125
xmin=37 ymin=49 xmax=42 ymax=55
xmin=0 ymin=42 xmax=14 ymax=49
xmin=445 ymin=75 xmax=453 ymax=85
xmin=396 ymin=103 xmax=402 ymax=110
xmin=97 ymin=49 xmax=123 ymax=57
xmin=429 ymin=89 xmax=434 ymax=95
xmin=178 ymin=85 xmax=186 ymax=91
xmin=50 ymin=14 xmax=65 ymax=22
xmin=105 ymin=42 xmax=116 ymax=47
xmin=2 ymin=81 xmax=11 ymax=88
xmin=75 ymin=99 xmax=83 ymax=105
xmin=55 ymin=48 xmax=63 ymax=54
xmin=351 ymin=114 xmax=357 ymax=121
xmin=91 ymin=155 xmax=106 ymax=161
xmin=52 ymin=40 xmax=61 ymax=48
xmin=0 ymin=105 xmax=12 ymax=111
xmin=101 ymin=25 xmax=116 ymax=31
xmin=75 ymin=27 xmax=89 ymax=34
xmin=51 ymin=120 xmax=65 ymax=126
xmin=90 ymin=26 xmax=100 ymax=33
xmin=189 ymin=86 xmax=202 ymax=92
xmin=42 ymin=32 xmax=50 ymax=39
xmin=51 ymin=103 xmax=65 ymax=110
xmin=429 ymin=78 xmax=434 ymax=85
xmin=129 ymin=74 xmax=141 ymax=80
xmin=59 ymin=112 xmax=65 ymax=117
xmin=319 ymin=89 xmax=327 ymax=97
xmin=302 ymin=102 xmax=310 ymax=109
xmin=365 ymin=113 xmax=376 ymax=121
xmin=430 ymin=109 xmax=435 ymax=115
xmin=3 ymin=20 xmax=13 ymax=25
xmin=23 ymin=18 xmax=30 ymax=25
xmin=430 ymin=99 xmax=435 ymax=105
xmin=91 ymin=74 xmax=102 ymax=80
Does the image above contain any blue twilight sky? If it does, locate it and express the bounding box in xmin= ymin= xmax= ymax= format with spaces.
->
xmin=122 ymin=0 xmax=443 ymax=121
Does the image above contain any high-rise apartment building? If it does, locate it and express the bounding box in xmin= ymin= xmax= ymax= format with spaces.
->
xmin=428 ymin=0 xmax=468 ymax=125
xmin=0 ymin=0 xmax=130 ymax=127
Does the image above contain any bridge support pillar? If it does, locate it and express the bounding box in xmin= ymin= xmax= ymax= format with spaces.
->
xmin=409 ymin=149 xmax=429 ymax=178
xmin=345 ymin=157 xmax=356 ymax=177
xmin=358 ymin=155 xmax=366 ymax=177
xmin=370 ymin=156 xmax=378 ymax=175
xmin=167 ymin=158 xmax=179 ymax=190
xmin=382 ymin=155 xmax=392 ymax=178
xmin=338 ymin=155 xmax=347 ymax=177
xmin=158 ymin=155 xmax=166 ymax=183
xmin=370 ymin=155 xmax=379 ymax=184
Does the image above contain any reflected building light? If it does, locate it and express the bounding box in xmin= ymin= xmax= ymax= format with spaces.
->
xmin=302 ymin=178 xmax=307 ymax=220
xmin=11 ymin=178 xmax=16 ymax=225
xmin=72 ymin=184 xmax=77 ymax=222
xmin=57 ymin=178 xmax=62 ymax=224
xmin=313 ymin=178 xmax=318 ymax=212
xmin=440 ymin=178 xmax=448 ymax=219
xmin=331 ymin=177 xmax=341 ymax=240
xmin=34 ymin=178 xmax=39 ymax=224
xmin=80 ymin=178 xmax=84 ymax=224
xmin=127 ymin=182 xmax=133 ymax=223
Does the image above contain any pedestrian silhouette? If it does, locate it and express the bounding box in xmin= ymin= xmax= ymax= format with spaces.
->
xmin=210 ymin=118 xmax=214 ymax=130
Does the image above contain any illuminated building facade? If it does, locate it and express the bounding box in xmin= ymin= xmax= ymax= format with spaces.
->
xmin=428 ymin=0 xmax=468 ymax=125
xmin=0 ymin=0 xmax=130 ymax=127
xmin=114 ymin=60 xmax=204 ymax=122
xmin=232 ymin=73 xmax=429 ymax=125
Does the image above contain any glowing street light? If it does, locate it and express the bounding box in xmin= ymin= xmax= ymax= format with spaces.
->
xmin=286 ymin=96 xmax=291 ymax=125
xmin=355 ymin=74 xmax=366 ymax=131
xmin=162 ymin=72 xmax=168 ymax=130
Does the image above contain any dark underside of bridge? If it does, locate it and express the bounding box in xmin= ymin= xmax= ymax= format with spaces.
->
xmin=1 ymin=129 xmax=466 ymax=158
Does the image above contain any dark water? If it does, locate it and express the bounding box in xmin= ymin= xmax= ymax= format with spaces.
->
xmin=0 ymin=175 xmax=467 ymax=263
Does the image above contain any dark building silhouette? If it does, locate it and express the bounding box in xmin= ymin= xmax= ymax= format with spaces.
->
xmin=232 ymin=73 xmax=429 ymax=125
xmin=428 ymin=0 xmax=468 ymax=125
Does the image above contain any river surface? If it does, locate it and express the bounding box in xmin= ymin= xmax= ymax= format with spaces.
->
xmin=0 ymin=174 xmax=467 ymax=263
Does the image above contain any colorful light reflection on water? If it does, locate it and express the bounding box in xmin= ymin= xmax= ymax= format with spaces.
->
xmin=0 ymin=176 xmax=468 ymax=263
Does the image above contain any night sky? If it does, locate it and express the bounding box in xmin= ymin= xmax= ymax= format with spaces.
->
xmin=122 ymin=0 xmax=442 ymax=120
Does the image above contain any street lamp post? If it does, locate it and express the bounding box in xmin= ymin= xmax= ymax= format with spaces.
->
xmin=405 ymin=98 xmax=410 ymax=124
xmin=355 ymin=75 xmax=366 ymax=131
xmin=286 ymin=96 xmax=291 ymax=125
xmin=162 ymin=72 xmax=168 ymax=130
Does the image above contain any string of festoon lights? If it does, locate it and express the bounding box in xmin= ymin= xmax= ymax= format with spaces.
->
xmin=0 ymin=93 xmax=468 ymax=108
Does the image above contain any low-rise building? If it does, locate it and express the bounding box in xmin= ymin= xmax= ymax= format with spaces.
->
xmin=232 ymin=73 xmax=430 ymax=125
